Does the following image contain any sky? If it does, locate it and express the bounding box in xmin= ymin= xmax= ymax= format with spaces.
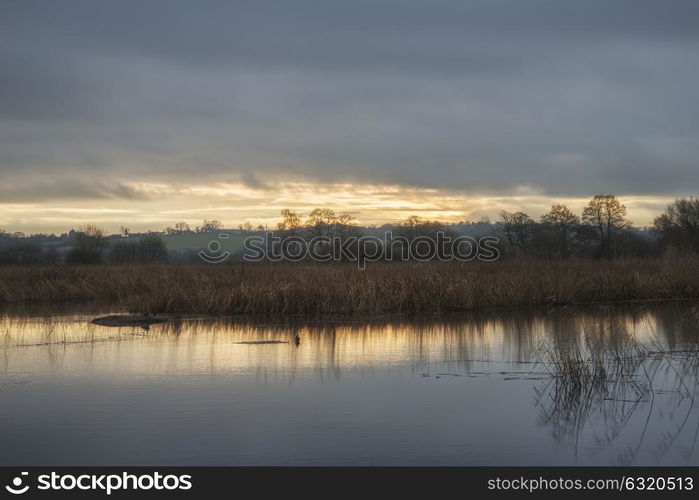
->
xmin=1 ymin=0 xmax=698 ymax=233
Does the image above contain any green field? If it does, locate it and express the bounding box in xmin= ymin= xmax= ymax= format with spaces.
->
xmin=34 ymin=231 xmax=252 ymax=256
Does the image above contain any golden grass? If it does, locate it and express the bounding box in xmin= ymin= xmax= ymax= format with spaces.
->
xmin=1 ymin=257 xmax=699 ymax=316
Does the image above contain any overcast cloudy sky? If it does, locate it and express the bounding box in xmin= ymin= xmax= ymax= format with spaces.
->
xmin=1 ymin=0 xmax=698 ymax=232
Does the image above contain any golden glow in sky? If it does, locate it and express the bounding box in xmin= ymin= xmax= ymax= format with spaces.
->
xmin=0 ymin=180 xmax=673 ymax=234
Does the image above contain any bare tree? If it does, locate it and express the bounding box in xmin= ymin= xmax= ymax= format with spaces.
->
xmin=500 ymin=211 xmax=535 ymax=252
xmin=581 ymin=195 xmax=630 ymax=257
xmin=540 ymin=204 xmax=580 ymax=257
xmin=307 ymin=208 xmax=337 ymax=238
xmin=198 ymin=220 xmax=223 ymax=233
xmin=654 ymin=197 xmax=699 ymax=232
xmin=654 ymin=197 xmax=699 ymax=251
xmin=276 ymin=209 xmax=301 ymax=232
xmin=78 ymin=224 xmax=105 ymax=239
xmin=174 ymin=222 xmax=191 ymax=234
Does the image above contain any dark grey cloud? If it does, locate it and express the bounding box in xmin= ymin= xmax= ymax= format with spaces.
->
xmin=0 ymin=179 xmax=147 ymax=203
xmin=1 ymin=0 xmax=698 ymax=199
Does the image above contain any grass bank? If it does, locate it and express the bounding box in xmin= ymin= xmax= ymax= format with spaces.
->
xmin=1 ymin=258 xmax=699 ymax=316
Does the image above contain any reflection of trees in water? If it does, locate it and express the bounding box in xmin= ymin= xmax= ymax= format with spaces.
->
xmin=152 ymin=312 xmax=539 ymax=376
xmin=534 ymin=307 xmax=699 ymax=464
xmin=4 ymin=303 xmax=698 ymax=374
xmin=4 ymin=302 xmax=699 ymax=464
xmin=653 ymin=302 xmax=699 ymax=350
xmin=158 ymin=304 xmax=698 ymax=375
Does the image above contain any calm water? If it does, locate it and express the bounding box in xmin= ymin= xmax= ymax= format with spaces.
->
xmin=1 ymin=303 xmax=699 ymax=465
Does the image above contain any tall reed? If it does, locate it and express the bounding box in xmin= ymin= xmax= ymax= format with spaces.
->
xmin=1 ymin=257 xmax=699 ymax=316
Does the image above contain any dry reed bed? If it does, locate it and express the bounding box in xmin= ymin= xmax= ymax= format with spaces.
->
xmin=1 ymin=258 xmax=699 ymax=316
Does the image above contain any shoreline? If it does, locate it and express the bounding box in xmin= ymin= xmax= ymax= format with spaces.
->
xmin=2 ymin=294 xmax=699 ymax=320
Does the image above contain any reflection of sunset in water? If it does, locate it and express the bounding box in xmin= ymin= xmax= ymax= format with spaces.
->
xmin=0 ymin=305 xmax=687 ymax=378
xmin=1 ymin=302 xmax=699 ymax=466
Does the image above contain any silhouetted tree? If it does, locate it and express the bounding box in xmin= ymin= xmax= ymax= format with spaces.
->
xmin=174 ymin=222 xmax=191 ymax=234
xmin=198 ymin=220 xmax=223 ymax=232
xmin=500 ymin=211 xmax=535 ymax=253
xmin=654 ymin=197 xmax=699 ymax=252
xmin=67 ymin=225 xmax=107 ymax=264
xmin=303 ymin=208 xmax=359 ymax=258
xmin=581 ymin=195 xmax=630 ymax=257
xmin=539 ymin=204 xmax=580 ymax=257
xmin=306 ymin=208 xmax=337 ymax=238
xmin=276 ymin=209 xmax=302 ymax=232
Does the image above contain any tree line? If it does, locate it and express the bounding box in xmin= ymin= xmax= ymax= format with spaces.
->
xmin=2 ymin=195 xmax=699 ymax=264
xmin=498 ymin=195 xmax=699 ymax=258
xmin=271 ymin=195 xmax=699 ymax=260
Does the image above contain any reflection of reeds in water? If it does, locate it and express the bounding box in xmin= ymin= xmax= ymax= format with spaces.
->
xmin=535 ymin=311 xmax=699 ymax=463
xmin=2 ymin=303 xmax=698 ymax=370
xmin=3 ymin=302 xmax=699 ymax=463
xmin=0 ymin=314 xmax=149 ymax=348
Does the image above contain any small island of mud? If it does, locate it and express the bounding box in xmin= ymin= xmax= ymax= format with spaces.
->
xmin=91 ymin=314 xmax=166 ymax=327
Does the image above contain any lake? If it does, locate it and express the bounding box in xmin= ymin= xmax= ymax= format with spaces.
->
xmin=1 ymin=302 xmax=698 ymax=465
